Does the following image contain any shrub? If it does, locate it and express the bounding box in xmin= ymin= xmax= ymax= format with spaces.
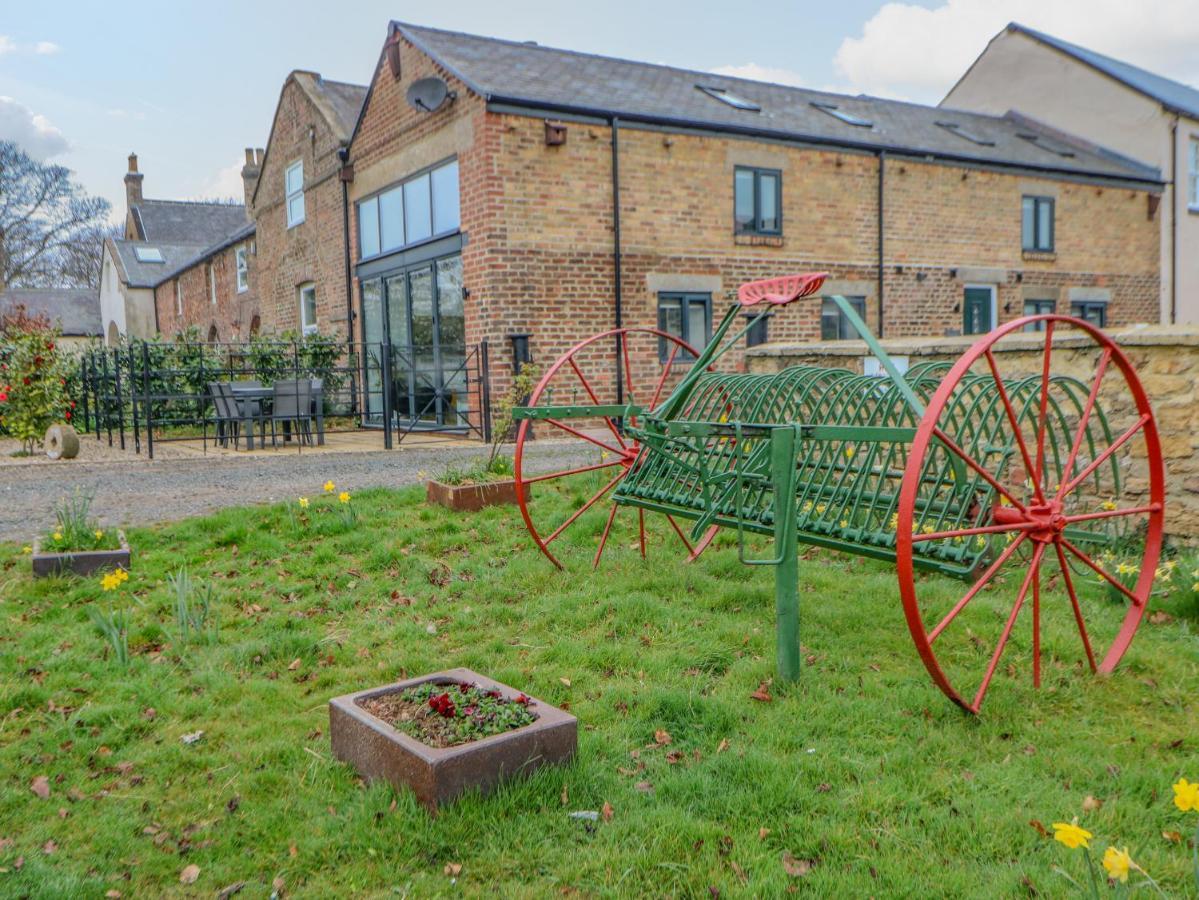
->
xmin=0 ymin=305 xmax=74 ymax=452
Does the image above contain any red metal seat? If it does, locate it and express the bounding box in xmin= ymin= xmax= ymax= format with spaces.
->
xmin=737 ymin=272 xmax=829 ymax=307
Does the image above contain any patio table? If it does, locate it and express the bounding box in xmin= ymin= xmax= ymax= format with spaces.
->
xmin=228 ymin=383 xmax=325 ymax=450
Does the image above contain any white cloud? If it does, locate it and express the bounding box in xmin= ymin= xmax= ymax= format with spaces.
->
xmin=0 ymin=35 xmax=15 ymax=55
xmin=833 ymin=0 xmax=1199 ymax=103
xmin=194 ymin=158 xmax=245 ymax=203
xmin=0 ymin=96 xmax=69 ymax=159
xmin=34 ymin=41 xmax=60 ymax=55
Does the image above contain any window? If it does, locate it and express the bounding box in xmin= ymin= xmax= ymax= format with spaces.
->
xmin=1070 ymin=300 xmax=1107 ymax=327
xmin=744 ymin=312 xmax=770 ymax=347
xmin=657 ymin=292 xmax=711 ymax=361
xmin=1188 ymin=137 xmax=1198 ymax=209
xmin=298 ymin=283 xmax=317 ymax=335
xmin=1022 ymin=298 xmax=1055 ymax=332
xmin=734 ymin=166 xmax=781 ymax=235
xmin=1017 ymin=133 xmax=1075 ymax=158
xmin=357 ymin=159 xmax=460 ymax=260
xmin=1022 ymin=196 xmax=1054 ymax=252
xmin=820 ymin=296 xmax=865 ymax=341
xmin=696 ymin=85 xmax=760 ymax=112
xmin=235 ymin=245 xmax=248 ymax=293
xmin=134 ymin=246 xmax=164 ymax=263
xmin=175 ymin=279 xmax=182 ymax=316
xmin=286 ymin=160 xmax=305 ymax=227
xmin=935 ymin=121 xmax=994 ymax=147
xmin=811 ymin=101 xmax=873 ymax=128
xmin=208 ymin=263 xmax=217 ymax=305
xmin=963 ymin=285 xmax=996 ymax=335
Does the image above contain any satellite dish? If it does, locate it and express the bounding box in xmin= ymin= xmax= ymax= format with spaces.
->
xmin=407 ymin=77 xmax=454 ymax=113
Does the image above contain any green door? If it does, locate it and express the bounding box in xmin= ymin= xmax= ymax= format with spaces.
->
xmin=963 ymin=286 xmax=994 ymax=335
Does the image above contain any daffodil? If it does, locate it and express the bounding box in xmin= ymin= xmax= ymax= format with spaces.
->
xmin=298 ymin=497 xmax=309 ymax=509
xmin=921 ymin=523 xmax=935 ymax=535
xmin=94 ymin=529 xmax=104 ymax=540
xmin=975 ymin=536 xmax=987 ymax=549
xmin=1101 ymin=499 xmax=1117 ymax=511
xmin=844 ymin=446 xmax=855 ymax=459
xmin=21 ymin=545 xmax=32 ymax=554
xmin=1193 ymin=582 xmax=1199 ymax=594
xmin=100 ymin=572 xmax=121 ymax=591
xmin=1101 ymin=846 xmax=1131 ymax=883
xmin=323 ymin=480 xmax=335 ymax=493
xmin=339 ymin=491 xmax=351 ymax=504
xmin=52 ymin=531 xmax=63 ymax=542
xmin=1116 ymin=562 xmax=1139 ymax=577
xmin=1052 ymin=821 xmax=1093 ymax=850
xmin=116 ymin=568 xmax=129 ymax=582
xmin=839 ymin=519 xmax=849 ymax=529
xmin=1174 ymin=777 xmax=1199 ymax=813
xmin=888 ymin=513 xmax=899 ymax=531
xmin=1164 ymin=559 xmax=1177 ymax=571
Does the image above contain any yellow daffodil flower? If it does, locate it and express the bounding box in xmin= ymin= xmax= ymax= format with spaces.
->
xmin=844 ymin=446 xmax=855 ymax=459
xmin=323 ymin=480 xmax=335 ymax=493
xmin=94 ymin=530 xmax=104 ymax=540
xmin=1101 ymin=499 xmax=1118 ymax=511
xmin=339 ymin=491 xmax=351 ymax=504
xmin=975 ymin=536 xmax=987 ymax=549
xmin=52 ymin=531 xmax=63 ymax=542
xmin=298 ymin=497 xmax=309 ymax=509
xmin=21 ymin=545 xmax=32 ymax=554
xmin=1101 ymin=846 xmax=1131 ymax=883
xmin=921 ymin=524 xmax=935 ymax=535
xmin=816 ymin=505 xmax=826 ymax=515
xmin=1193 ymin=582 xmax=1199 ymax=593
xmin=1174 ymin=777 xmax=1199 ymax=813
xmin=1164 ymin=559 xmax=1177 ymax=571
xmin=1052 ymin=821 xmax=1092 ymax=850
xmin=100 ymin=572 xmax=120 ymax=591
xmin=839 ymin=519 xmax=849 ymax=529
xmin=116 ymin=568 xmax=129 ymax=582
xmin=888 ymin=513 xmax=899 ymax=531
xmin=802 ymin=502 xmax=813 ymax=514
xmin=1116 ymin=562 xmax=1138 ymax=577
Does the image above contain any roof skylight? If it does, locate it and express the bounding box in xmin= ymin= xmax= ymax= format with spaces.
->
xmin=134 ymin=247 xmax=164 ymax=263
xmin=935 ymin=121 xmax=995 ymax=146
xmin=696 ymin=85 xmax=761 ymax=112
xmin=1017 ymin=132 xmax=1076 ymax=158
xmin=811 ymin=101 xmax=873 ymax=128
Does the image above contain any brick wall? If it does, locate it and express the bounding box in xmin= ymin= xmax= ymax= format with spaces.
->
xmin=153 ymin=240 xmax=257 ymax=341
xmin=253 ymin=75 xmax=353 ymax=339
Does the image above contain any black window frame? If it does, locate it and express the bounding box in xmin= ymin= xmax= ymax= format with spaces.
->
xmin=1022 ymin=298 xmax=1055 ymax=332
xmin=1022 ymin=195 xmax=1055 ymax=252
xmin=734 ymin=166 xmax=782 ymax=236
xmin=820 ymin=295 xmax=866 ymax=341
xmin=1070 ymin=300 xmax=1107 ymax=327
xmin=657 ymin=292 xmax=712 ymax=362
xmin=743 ymin=311 xmax=771 ymax=348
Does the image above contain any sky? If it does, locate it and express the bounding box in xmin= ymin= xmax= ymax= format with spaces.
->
xmin=2 ymin=0 xmax=1197 ymax=223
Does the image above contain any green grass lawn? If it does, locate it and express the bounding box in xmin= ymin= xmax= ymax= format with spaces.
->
xmin=1 ymin=485 xmax=1196 ymax=897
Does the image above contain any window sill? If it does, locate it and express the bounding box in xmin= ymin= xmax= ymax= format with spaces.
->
xmin=287 ymin=219 xmax=306 ymax=230
xmin=1021 ymin=250 xmax=1056 ymax=262
xmin=734 ymin=233 xmax=784 ymax=248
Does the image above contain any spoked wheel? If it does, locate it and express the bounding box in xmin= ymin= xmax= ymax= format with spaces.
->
xmin=896 ymin=315 xmax=1164 ymax=713
xmin=514 ymin=327 xmax=720 ymax=569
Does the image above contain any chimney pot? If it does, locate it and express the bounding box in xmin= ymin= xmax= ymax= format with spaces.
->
xmin=124 ymin=152 xmax=144 ymax=211
xmin=244 ymin=147 xmax=255 ymax=165
xmin=127 ymin=152 xmax=138 ymax=173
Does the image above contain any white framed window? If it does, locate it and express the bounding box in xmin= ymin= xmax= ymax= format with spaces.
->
xmin=235 ymin=245 xmax=248 ymax=293
xmin=175 ymin=279 xmax=182 ymax=316
xmin=286 ymin=160 xmax=305 ymax=227
xmin=298 ymin=282 xmax=317 ymax=335
xmin=1188 ymin=136 xmax=1198 ymax=209
xmin=208 ymin=263 xmax=217 ymax=305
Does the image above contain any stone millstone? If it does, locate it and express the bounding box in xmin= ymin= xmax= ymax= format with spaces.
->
xmin=45 ymin=424 xmax=80 ymax=460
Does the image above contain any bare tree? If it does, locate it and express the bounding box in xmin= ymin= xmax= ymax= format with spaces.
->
xmin=58 ymin=220 xmax=124 ymax=289
xmin=0 ymin=140 xmax=112 ymax=289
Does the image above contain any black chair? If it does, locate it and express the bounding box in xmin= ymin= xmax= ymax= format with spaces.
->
xmin=310 ymin=377 xmax=325 ymax=445
xmin=269 ymin=379 xmax=313 ymax=447
xmin=208 ymin=382 xmax=238 ymax=447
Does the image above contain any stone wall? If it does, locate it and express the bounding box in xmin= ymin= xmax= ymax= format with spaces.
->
xmin=747 ymin=324 xmax=1199 ymax=543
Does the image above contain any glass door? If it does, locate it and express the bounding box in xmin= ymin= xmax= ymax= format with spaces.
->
xmin=360 ymin=278 xmax=384 ymax=422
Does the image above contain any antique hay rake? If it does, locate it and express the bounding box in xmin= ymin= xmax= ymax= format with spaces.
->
xmin=512 ymin=274 xmax=1164 ymax=713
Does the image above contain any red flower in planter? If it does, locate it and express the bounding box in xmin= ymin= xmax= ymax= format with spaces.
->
xmin=514 ymin=694 xmax=532 ymax=706
xmin=23 ymin=377 xmax=30 ymax=386
xmin=0 ymin=393 xmax=7 ymax=403
xmin=462 ymin=705 xmax=477 ymax=717
xmin=46 ymin=342 xmax=54 ymax=351
xmin=33 ymin=355 xmax=43 ymax=367
xmin=64 ymin=410 xmax=71 ymax=420
xmin=486 ymin=690 xmax=501 ymax=699
xmin=458 ymin=682 xmax=472 ymax=694
xmin=428 ymin=692 xmax=456 ymax=717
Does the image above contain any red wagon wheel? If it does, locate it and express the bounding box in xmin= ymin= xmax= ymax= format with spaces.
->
xmin=896 ymin=315 xmax=1164 ymax=714
xmin=514 ymin=327 xmax=720 ymax=569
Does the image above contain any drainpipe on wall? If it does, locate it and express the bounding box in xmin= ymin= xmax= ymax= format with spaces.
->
xmin=1170 ymin=116 xmax=1178 ymax=324
xmin=876 ymin=150 xmax=886 ymax=338
xmin=338 ymin=147 xmax=355 ymax=350
xmin=611 ymin=116 xmax=624 ymax=405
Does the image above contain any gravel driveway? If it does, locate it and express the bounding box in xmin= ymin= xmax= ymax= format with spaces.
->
xmin=0 ymin=439 xmax=592 ymax=543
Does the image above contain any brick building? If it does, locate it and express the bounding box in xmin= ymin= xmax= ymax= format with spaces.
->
xmin=340 ymin=22 xmax=1162 ymax=431
xmin=251 ymin=71 xmax=366 ymax=340
xmin=99 ymin=153 xmax=259 ymax=344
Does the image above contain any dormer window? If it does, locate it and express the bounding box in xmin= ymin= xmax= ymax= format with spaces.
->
xmin=697 ymin=85 xmax=760 ymax=112
xmin=811 ymin=101 xmax=872 ymax=128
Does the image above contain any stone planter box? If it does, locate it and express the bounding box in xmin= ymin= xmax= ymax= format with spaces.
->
xmin=32 ymin=530 xmax=130 ymax=578
xmin=329 ymin=667 xmax=576 ymax=812
xmin=426 ymin=478 xmax=520 ymax=511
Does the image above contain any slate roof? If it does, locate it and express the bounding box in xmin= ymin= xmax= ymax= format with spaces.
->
xmin=391 ymin=22 xmax=1161 ymax=185
xmin=128 ymin=199 xmax=249 ymax=245
xmin=301 ymin=74 xmax=368 ymax=142
xmin=110 ymin=239 xmax=209 ymax=288
xmin=0 ymin=287 xmax=102 ymax=336
xmin=1008 ymin=24 xmax=1199 ymax=120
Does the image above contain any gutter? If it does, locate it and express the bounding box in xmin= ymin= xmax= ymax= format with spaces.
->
xmin=1170 ymin=115 xmax=1178 ymax=324
xmin=338 ymin=146 xmax=356 ymax=349
xmin=877 ymin=151 xmax=885 ymax=338
xmin=611 ymin=116 xmax=623 ymax=405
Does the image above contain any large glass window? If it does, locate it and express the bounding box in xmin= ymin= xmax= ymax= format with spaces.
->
xmin=820 ymin=296 xmax=865 ymax=340
xmin=286 ymin=161 xmax=305 ymax=228
xmin=657 ymin=292 xmax=711 ymax=361
xmin=734 ymin=166 xmax=781 ymax=235
xmin=357 ymin=159 xmax=460 ymax=260
xmin=1021 ymin=195 xmax=1054 ymax=251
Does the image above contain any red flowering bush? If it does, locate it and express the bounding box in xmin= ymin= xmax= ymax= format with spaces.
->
xmin=0 ymin=305 xmax=74 ymax=453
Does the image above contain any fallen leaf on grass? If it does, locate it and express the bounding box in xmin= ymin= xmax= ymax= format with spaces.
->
xmin=730 ymin=860 xmax=747 ymax=884
xmin=634 ymin=781 xmax=654 ymax=794
xmin=1082 ymin=795 xmax=1102 ymax=812
xmin=287 ymin=658 xmax=302 ymax=671
xmin=105 ymin=891 xmax=121 ymax=898
xmin=42 ymin=840 xmax=57 ymax=855
xmin=272 ymin=877 xmax=286 ymax=891
xmin=181 ymin=731 xmax=204 ymax=745
xmin=654 ymin=729 xmax=672 ymax=746
xmin=288 ymin=843 xmax=298 ymax=857
xmin=559 ymin=677 xmax=572 ymax=687
xmin=30 ymin=775 xmax=50 ymax=799
xmin=216 ymin=881 xmax=245 ymax=899
xmin=601 ymin=802 xmax=614 ymax=822
xmin=1148 ymin=610 xmax=1173 ymax=625
xmin=758 ymin=828 xmax=770 ymax=841
xmin=179 ymin=864 xmax=200 ymax=884
xmin=665 ymin=750 xmax=684 ymax=765
xmin=781 ymin=851 xmax=814 ymax=877
xmin=560 ymin=784 xmax=569 ymax=806
xmin=1162 ymin=830 xmax=1183 ymax=844
xmin=443 ymin=863 xmax=462 ymax=877
xmin=1029 ymin=819 xmax=1050 ymax=838
xmin=750 ymin=682 xmax=773 ymax=703
xmin=716 ymin=739 xmax=729 ymax=754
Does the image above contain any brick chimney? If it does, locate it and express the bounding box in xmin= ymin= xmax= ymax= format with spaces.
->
xmin=241 ymin=147 xmax=264 ymax=216
xmin=124 ymin=152 xmax=144 ymax=210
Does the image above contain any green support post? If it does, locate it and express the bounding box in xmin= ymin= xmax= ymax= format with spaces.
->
xmin=771 ymin=426 xmax=801 ymax=682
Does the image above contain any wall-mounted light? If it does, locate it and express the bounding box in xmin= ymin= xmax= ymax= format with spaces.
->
xmin=1003 ymin=302 xmax=1012 ymax=313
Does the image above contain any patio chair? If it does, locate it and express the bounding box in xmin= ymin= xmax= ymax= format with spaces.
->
xmin=310 ymin=377 xmax=325 ymax=445
xmin=269 ymin=378 xmax=313 ymax=447
xmin=208 ymin=382 xmax=239 ymax=447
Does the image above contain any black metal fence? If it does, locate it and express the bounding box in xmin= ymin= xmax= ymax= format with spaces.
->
xmin=77 ymin=338 xmax=492 ymax=458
